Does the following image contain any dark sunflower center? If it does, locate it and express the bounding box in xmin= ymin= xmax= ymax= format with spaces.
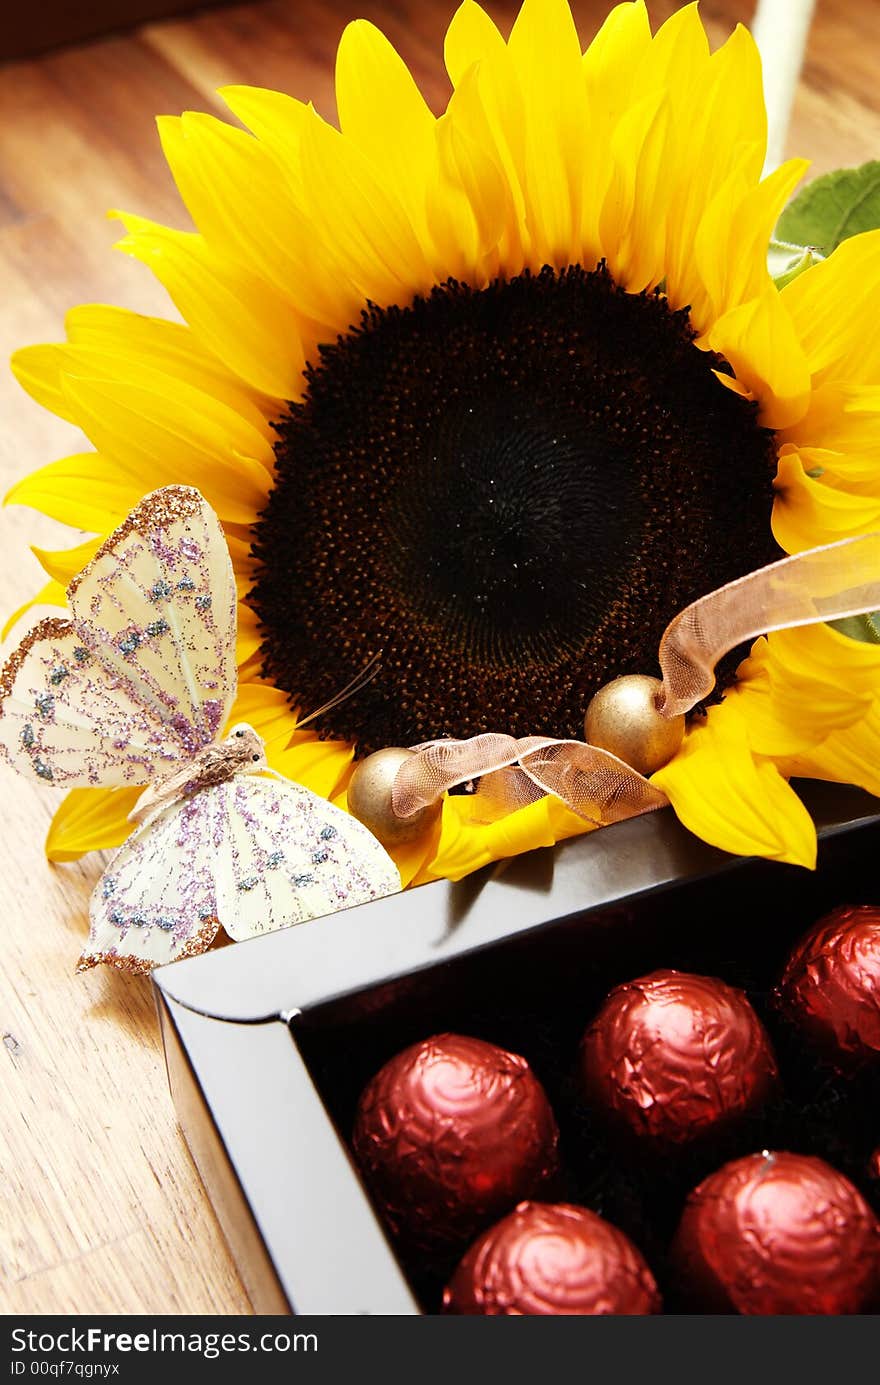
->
xmin=251 ymin=264 xmax=778 ymax=753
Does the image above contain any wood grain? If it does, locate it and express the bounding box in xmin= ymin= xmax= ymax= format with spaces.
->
xmin=1 ymin=0 xmax=878 ymax=1317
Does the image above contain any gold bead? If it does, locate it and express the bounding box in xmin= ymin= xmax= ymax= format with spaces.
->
xmin=583 ymin=674 xmax=685 ymax=777
xmin=347 ymin=747 xmax=442 ymax=847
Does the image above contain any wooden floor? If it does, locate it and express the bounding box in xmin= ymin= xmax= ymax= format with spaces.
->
xmin=2 ymin=0 xmax=879 ymax=1317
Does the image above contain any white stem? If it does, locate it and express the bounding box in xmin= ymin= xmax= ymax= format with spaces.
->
xmin=752 ymin=0 xmax=817 ymax=173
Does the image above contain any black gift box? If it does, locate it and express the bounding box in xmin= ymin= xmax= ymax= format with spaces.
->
xmin=153 ymin=782 xmax=880 ymax=1315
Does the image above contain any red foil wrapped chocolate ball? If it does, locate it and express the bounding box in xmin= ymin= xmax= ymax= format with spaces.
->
xmin=443 ymin=1201 xmax=661 ymax=1315
xmin=579 ymin=970 xmax=778 ymax=1147
xmin=775 ymin=905 xmax=880 ymax=1070
xmin=352 ymin=1033 xmax=560 ymax=1249
xmin=672 ymin=1151 xmax=880 ymax=1314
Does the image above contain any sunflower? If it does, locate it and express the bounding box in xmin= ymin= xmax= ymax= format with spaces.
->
xmin=8 ymin=0 xmax=880 ymax=885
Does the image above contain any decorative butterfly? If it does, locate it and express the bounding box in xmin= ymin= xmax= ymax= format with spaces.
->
xmin=0 ymin=486 xmax=400 ymax=974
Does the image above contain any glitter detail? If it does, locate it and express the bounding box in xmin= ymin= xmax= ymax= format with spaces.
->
xmin=179 ymin=538 xmax=202 ymax=560
xmin=109 ymin=910 xmax=125 ymax=926
xmin=195 ymin=595 xmax=212 ymax=612
xmin=34 ymin=692 xmax=55 ymax=720
xmin=0 ymin=618 xmax=70 ymax=709
xmin=84 ymin=770 xmax=398 ymax=968
xmin=118 ymin=632 xmax=141 ymax=656
xmin=130 ymin=912 xmax=147 ymax=927
xmin=319 ymin=824 xmax=338 ymax=841
xmin=177 ymin=576 xmax=195 ymax=592
xmin=203 ymin=700 xmax=224 ymax=739
xmin=73 ymin=647 xmax=90 ymax=663
xmin=150 ymin=579 xmax=172 ymax=601
xmin=146 ymin=619 xmax=170 ymax=638
xmin=67 ymin=487 xmax=207 ymax=600
xmin=311 ymin=849 xmax=330 ymax=865
xmin=20 ymin=724 xmax=34 ymax=748
xmin=49 ymin=664 xmax=69 ymax=685
xmin=101 ymin=877 xmax=117 ymax=898
xmin=77 ymin=914 xmax=221 ymax=975
xmin=155 ymin=917 xmax=175 ymax=931
xmin=34 ymin=758 xmax=54 ymax=781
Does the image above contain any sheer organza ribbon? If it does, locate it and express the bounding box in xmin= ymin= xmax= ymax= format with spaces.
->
xmin=391 ymin=533 xmax=880 ymax=826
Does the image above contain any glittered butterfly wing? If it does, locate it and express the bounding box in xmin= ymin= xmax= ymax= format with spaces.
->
xmin=67 ymin=486 xmax=238 ymax=755
xmin=0 ymin=617 xmax=184 ymax=788
xmin=213 ymin=776 xmax=401 ymax=941
xmin=80 ymin=774 xmax=401 ymax=972
xmin=0 ymin=486 xmax=238 ymax=789
xmin=80 ymin=793 xmax=222 ymax=974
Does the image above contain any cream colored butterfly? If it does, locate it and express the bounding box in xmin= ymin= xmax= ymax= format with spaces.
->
xmin=0 ymin=486 xmax=400 ymax=974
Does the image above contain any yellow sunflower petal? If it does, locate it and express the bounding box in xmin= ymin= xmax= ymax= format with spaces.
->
xmin=218 ymin=84 xmax=309 ymax=163
xmin=772 ymin=446 xmax=880 ymax=552
xmin=711 ymin=624 xmax=880 ymax=763
xmin=31 ymin=537 xmax=101 ymax=587
xmin=428 ymin=77 xmax=512 ymax=282
xmin=422 ymin=790 xmax=591 ymax=883
xmin=6 ymin=454 xmax=142 ymax=533
xmin=444 ymin=1 xmax=529 ymax=261
xmin=780 ymin=702 xmax=880 ymax=802
xmin=445 ymin=0 xmax=508 ymax=81
xmin=748 ymin=623 xmax=880 ymax=749
xmin=652 ymin=696 xmax=817 ymax=868
xmin=782 ymin=383 xmax=880 ymax=474
xmin=391 ymin=820 xmax=444 ymax=888
xmin=157 ymin=114 xmax=350 ymax=334
xmin=270 ymin=734 xmax=355 ymax=801
xmin=59 ymin=372 xmax=271 ymax=527
xmin=707 ymin=284 xmax=811 ymax=430
xmin=335 ymin=21 xmax=435 ymax=236
xmin=578 ymin=3 xmax=652 ymax=267
xmin=599 ymin=91 xmax=671 ymax=293
xmin=113 ymin=213 xmax=305 ymax=400
xmin=583 ymin=2 xmax=653 ymax=100
xmin=45 ymin=787 xmax=140 ymax=863
xmin=65 ymin=304 xmax=277 ymax=438
xmin=31 ymin=343 xmax=274 ymax=477
xmin=296 ymin=106 xmax=434 ymax=305
xmin=693 ymin=157 xmax=808 ymax=327
xmin=10 ymin=345 xmax=77 ymax=423
xmin=661 ymin=23 xmax=766 ymax=317
xmin=229 ymin=683 xmax=296 ymax=746
xmin=2 ymin=579 xmax=66 ymax=639
xmin=782 ymin=228 xmax=880 ymax=384
xmin=711 ymin=651 xmax=815 ymax=759
xmin=235 ymin=600 xmax=263 ymax=663
xmin=778 ymin=444 xmax=880 ymax=493
xmin=13 ymin=329 xmax=269 ymax=441
xmin=506 ymin=0 xmax=586 ymax=269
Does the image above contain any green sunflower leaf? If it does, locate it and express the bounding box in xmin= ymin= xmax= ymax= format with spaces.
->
xmin=768 ymin=241 xmax=821 ymax=288
xmin=776 ymin=161 xmax=880 ymax=257
xmin=829 ymin=612 xmax=880 ymax=645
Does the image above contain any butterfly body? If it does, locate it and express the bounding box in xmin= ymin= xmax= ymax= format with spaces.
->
xmin=0 ymin=487 xmax=400 ymax=974
xmin=128 ymin=722 xmax=266 ymax=825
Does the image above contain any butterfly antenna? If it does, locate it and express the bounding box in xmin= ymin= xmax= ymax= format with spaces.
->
xmin=296 ymin=651 xmax=383 ymax=730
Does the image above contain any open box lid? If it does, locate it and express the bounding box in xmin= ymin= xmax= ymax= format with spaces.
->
xmin=153 ymin=782 xmax=880 ymax=1024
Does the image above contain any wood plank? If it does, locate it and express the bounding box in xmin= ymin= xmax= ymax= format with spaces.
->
xmin=2 ymin=2 xmax=238 ymax=63
xmin=1 ymin=0 xmax=878 ymax=1316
